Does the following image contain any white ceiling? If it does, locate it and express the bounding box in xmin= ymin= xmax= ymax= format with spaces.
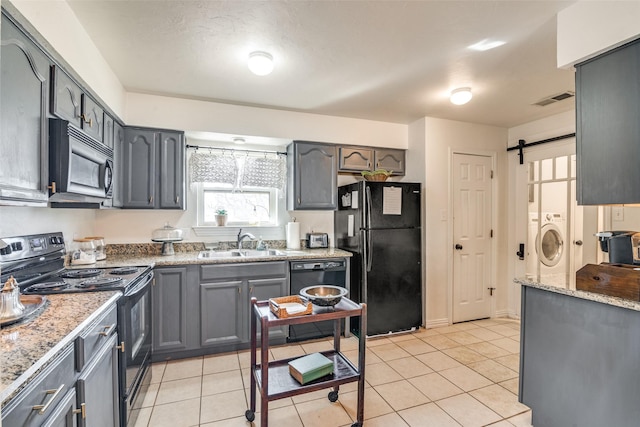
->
xmin=66 ymin=0 xmax=577 ymax=129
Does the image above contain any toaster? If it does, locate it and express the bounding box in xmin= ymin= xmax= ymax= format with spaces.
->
xmin=306 ymin=233 xmax=329 ymax=248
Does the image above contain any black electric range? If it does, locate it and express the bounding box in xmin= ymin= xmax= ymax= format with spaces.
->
xmin=0 ymin=231 xmax=153 ymax=427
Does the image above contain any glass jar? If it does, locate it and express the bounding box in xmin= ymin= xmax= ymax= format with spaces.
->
xmin=71 ymin=238 xmax=96 ymax=265
xmin=85 ymin=236 xmax=106 ymax=261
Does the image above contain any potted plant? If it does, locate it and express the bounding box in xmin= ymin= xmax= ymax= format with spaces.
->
xmin=215 ymin=209 xmax=228 ymax=226
xmin=361 ymin=169 xmax=393 ymax=182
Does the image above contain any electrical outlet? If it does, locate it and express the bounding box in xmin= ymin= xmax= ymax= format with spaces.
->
xmin=440 ymin=209 xmax=447 ymax=221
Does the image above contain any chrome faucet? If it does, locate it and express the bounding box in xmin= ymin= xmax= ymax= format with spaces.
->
xmin=237 ymin=228 xmax=256 ymax=250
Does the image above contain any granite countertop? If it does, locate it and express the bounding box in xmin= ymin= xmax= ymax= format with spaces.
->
xmin=1 ymin=291 xmax=121 ymax=407
xmin=515 ymin=277 xmax=640 ymax=312
xmin=84 ymin=247 xmax=353 ymax=269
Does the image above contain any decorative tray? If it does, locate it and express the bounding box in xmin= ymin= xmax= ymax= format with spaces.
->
xmin=0 ymin=295 xmax=48 ymax=327
xmin=269 ymin=295 xmax=312 ymax=318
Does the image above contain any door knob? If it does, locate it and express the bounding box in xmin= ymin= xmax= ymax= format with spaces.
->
xmin=575 ymin=240 xmax=583 ymax=246
xmin=455 ymin=244 xmax=463 ymax=250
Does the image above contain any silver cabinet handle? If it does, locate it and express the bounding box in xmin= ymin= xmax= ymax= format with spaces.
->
xmin=99 ymin=323 xmax=116 ymax=336
xmin=32 ymin=384 xmax=64 ymax=414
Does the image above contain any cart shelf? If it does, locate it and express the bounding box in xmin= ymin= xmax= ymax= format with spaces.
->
xmin=247 ymin=297 xmax=367 ymax=427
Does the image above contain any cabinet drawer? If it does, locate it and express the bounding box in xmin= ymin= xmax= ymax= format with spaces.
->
xmin=200 ymin=262 xmax=287 ymax=281
xmin=2 ymin=345 xmax=75 ymax=427
xmin=74 ymin=304 xmax=117 ymax=372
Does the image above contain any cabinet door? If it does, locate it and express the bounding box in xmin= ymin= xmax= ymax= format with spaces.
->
xmin=42 ymin=389 xmax=77 ymax=427
xmin=339 ymin=147 xmax=373 ymax=172
xmin=51 ymin=65 xmax=83 ymax=128
xmin=288 ymin=141 xmax=338 ymax=210
xmin=0 ymin=13 xmax=50 ymax=205
xmin=111 ymin=122 xmax=124 ymax=208
xmin=153 ymin=267 xmax=189 ymax=352
xmin=249 ymin=277 xmax=288 ymax=340
xmin=76 ymin=334 xmax=119 ymax=427
xmin=374 ymin=149 xmax=405 ymax=175
xmin=80 ymin=95 xmax=104 ymax=142
xmin=103 ymin=114 xmax=114 ymax=150
xmin=576 ymin=40 xmax=640 ymax=204
xmin=200 ymin=281 xmax=245 ymax=347
xmin=158 ymin=131 xmax=185 ymax=209
xmin=122 ymin=128 xmax=156 ymax=208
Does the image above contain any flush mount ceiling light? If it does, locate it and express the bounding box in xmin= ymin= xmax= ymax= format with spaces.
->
xmin=468 ymin=39 xmax=506 ymax=51
xmin=247 ymin=51 xmax=274 ymax=76
xmin=450 ymin=87 xmax=473 ymax=105
xmin=232 ymin=137 xmax=246 ymax=145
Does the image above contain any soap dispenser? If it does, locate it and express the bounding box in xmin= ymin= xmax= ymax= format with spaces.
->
xmin=256 ymin=236 xmax=267 ymax=251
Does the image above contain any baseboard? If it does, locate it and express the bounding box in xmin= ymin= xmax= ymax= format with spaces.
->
xmin=493 ymin=309 xmax=510 ymax=318
xmin=425 ymin=318 xmax=449 ymax=328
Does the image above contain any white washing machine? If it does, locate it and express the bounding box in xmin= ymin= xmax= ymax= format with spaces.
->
xmin=527 ymin=212 xmax=566 ymax=279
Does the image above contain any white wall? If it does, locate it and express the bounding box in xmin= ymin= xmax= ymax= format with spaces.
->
xmin=409 ymin=117 xmax=508 ymax=326
xmin=557 ymin=1 xmax=640 ymax=68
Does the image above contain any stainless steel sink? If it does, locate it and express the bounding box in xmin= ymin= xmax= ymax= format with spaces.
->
xmin=197 ymin=249 xmax=287 ymax=259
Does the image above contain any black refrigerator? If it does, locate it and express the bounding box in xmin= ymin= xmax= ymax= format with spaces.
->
xmin=335 ymin=181 xmax=422 ymax=336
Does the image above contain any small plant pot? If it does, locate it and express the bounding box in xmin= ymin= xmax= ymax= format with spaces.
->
xmin=215 ymin=214 xmax=228 ymax=226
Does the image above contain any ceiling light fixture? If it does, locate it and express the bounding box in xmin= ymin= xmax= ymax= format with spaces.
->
xmin=468 ymin=39 xmax=506 ymax=51
xmin=248 ymin=51 xmax=274 ymax=76
xmin=233 ymin=137 xmax=246 ymax=145
xmin=450 ymin=87 xmax=473 ymax=105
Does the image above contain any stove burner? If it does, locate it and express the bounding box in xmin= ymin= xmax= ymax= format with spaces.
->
xmin=109 ymin=267 xmax=139 ymax=275
xmin=24 ymin=282 xmax=70 ymax=292
xmin=78 ymin=277 xmax=123 ymax=288
xmin=60 ymin=269 xmax=101 ymax=279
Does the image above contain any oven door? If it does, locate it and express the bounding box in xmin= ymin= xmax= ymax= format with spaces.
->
xmin=118 ymin=270 xmax=153 ymax=425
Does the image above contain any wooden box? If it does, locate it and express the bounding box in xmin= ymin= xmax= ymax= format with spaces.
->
xmin=576 ymin=263 xmax=640 ymax=301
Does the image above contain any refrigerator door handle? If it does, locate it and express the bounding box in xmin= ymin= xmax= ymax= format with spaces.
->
xmin=366 ymin=229 xmax=373 ymax=272
xmin=365 ymin=185 xmax=372 ymax=230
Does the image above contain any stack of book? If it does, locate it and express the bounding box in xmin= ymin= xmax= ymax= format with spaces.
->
xmin=288 ymin=352 xmax=334 ymax=385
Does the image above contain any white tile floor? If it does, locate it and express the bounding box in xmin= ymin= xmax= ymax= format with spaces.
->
xmin=133 ymin=318 xmax=532 ymax=427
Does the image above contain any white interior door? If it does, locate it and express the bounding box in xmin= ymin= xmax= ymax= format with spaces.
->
xmin=452 ymin=153 xmax=493 ymax=323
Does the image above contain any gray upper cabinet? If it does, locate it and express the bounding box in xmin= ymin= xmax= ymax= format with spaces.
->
xmin=81 ymin=95 xmax=104 ymax=142
xmin=122 ymin=127 xmax=185 ymax=209
xmin=338 ymin=147 xmax=373 ymax=172
xmin=51 ymin=64 xmax=105 ymax=144
xmin=576 ymin=38 xmax=640 ymax=205
xmin=103 ymin=114 xmax=114 ymax=150
xmin=287 ymin=141 xmax=338 ymax=210
xmin=0 ymin=12 xmax=51 ymax=206
xmin=51 ymin=65 xmax=83 ymax=129
xmin=111 ymin=122 xmax=124 ymax=208
xmin=374 ymin=148 xmax=405 ymax=175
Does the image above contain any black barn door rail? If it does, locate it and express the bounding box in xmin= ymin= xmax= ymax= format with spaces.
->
xmin=507 ymin=133 xmax=576 ymax=164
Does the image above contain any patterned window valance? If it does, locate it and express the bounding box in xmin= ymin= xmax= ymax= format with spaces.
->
xmin=240 ymin=155 xmax=286 ymax=190
xmin=189 ymin=151 xmax=238 ymax=185
xmin=189 ymin=149 xmax=287 ymax=190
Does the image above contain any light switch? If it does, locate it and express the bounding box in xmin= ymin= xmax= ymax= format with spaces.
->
xmin=440 ymin=209 xmax=447 ymax=221
xmin=613 ymin=207 xmax=624 ymax=221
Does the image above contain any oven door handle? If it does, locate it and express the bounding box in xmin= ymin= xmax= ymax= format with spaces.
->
xmin=126 ymin=271 xmax=153 ymax=297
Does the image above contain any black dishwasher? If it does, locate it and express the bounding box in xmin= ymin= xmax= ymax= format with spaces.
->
xmin=288 ymin=259 xmax=347 ymax=342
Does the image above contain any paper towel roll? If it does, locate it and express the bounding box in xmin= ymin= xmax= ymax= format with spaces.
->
xmin=286 ymin=222 xmax=301 ymax=249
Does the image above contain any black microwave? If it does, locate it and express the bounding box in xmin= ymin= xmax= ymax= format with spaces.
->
xmin=48 ymin=119 xmax=113 ymax=204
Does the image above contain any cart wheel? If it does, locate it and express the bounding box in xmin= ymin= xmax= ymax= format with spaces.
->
xmin=245 ymin=409 xmax=255 ymax=422
xmin=328 ymin=390 xmax=339 ymax=402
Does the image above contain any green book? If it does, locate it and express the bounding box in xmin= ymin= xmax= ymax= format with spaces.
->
xmin=288 ymin=352 xmax=334 ymax=385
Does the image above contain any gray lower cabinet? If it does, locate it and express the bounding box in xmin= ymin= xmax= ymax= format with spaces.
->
xmin=76 ymin=334 xmax=119 ymax=427
xmin=287 ymin=141 xmax=338 ymax=210
xmin=122 ymin=127 xmax=185 ymax=209
xmin=41 ymin=389 xmax=77 ymax=427
xmin=0 ymin=11 xmax=51 ymax=206
xmin=1 ymin=344 xmax=76 ymax=426
xmin=153 ymin=266 xmax=193 ymax=353
xmin=153 ymin=262 xmax=287 ymax=360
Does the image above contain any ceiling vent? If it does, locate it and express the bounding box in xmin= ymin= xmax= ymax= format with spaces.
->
xmin=532 ymin=91 xmax=575 ymax=107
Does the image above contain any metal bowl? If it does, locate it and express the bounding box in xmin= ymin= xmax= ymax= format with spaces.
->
xmin=299 ymin=285 xmax=348 ymax=307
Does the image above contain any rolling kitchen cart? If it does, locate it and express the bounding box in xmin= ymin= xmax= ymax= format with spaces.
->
xmin=246 ymin=297 xmax=367 ymax=427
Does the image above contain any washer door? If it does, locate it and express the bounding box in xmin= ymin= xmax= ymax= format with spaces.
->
xmin=536 ymin=223 xmax=564 ymax=267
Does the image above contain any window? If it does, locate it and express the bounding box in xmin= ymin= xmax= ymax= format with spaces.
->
xmin=197 ymin=183 xmax=279 ymax=226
